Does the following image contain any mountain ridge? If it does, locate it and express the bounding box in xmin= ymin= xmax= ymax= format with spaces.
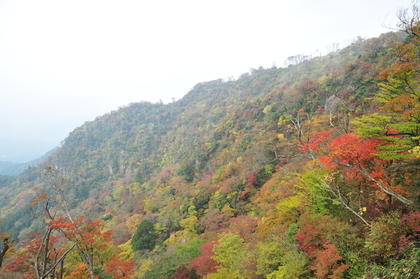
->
xmin=0 ymin=30 xmax=404 ymax=237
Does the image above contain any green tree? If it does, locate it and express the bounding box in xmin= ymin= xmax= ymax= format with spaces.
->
xmin=353 ymin=3 xmax=420 ymax=160
xmin=131 ymin=219 xmax=158 ymax=251
xmin=256 ymin=240 xmax=309 ymax=279
xmin=207 ymin=232 xmax=250 ymax=279
xmin=370 ymin=248 xmax=420 ymax=278
xmin=266 ymin=249 xmax=309 ymax=279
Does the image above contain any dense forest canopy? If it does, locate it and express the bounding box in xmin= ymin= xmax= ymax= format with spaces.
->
xmin=1 ymin=3 xmax=420 ymax=278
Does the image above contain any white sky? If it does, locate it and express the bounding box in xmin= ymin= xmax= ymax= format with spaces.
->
xmin=0 ymin=0 xmax=413 ymax=162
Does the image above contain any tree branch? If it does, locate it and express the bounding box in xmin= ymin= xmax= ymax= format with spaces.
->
xmin=335 ymin=160 xmax=414 ymax=206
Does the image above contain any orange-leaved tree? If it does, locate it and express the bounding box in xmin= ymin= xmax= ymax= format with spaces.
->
xmin=4 ymin=167 xmax=135 ymax=279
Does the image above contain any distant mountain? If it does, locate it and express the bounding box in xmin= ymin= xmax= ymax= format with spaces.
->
xmin=0 ymin=161 xmax=19 ymax=175
xmin=0 ymin=147 xmax=57 ymax=175
xmin=0 ymin=138 xmax=58 ymax=163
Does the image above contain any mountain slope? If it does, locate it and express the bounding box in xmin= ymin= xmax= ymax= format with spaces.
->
xmin=1 ymin=29 xmax=419 ymax=278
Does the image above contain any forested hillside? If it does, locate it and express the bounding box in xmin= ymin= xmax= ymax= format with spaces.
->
xmin=1 ymin=5 xmax=420 ymax=278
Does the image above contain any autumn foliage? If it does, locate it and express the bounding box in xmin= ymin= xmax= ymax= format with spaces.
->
xmin=2 ymin=3 xmax=420 ymax=279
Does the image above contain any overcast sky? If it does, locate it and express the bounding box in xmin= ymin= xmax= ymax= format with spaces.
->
xmin=0 ymin=0 xmax=413 ymax=162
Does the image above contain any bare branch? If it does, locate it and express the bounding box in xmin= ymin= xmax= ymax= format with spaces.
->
xmin=335 ymin=160 xmax=414 ymax=206
xmin=397 ymin=1 xmax=420 ymax=38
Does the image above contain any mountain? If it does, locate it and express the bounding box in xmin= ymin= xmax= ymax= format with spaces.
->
xmin=1 ymin=27 xmax=420 ymax=278
xmin=0 ymin=147 xmax=57 ymax=175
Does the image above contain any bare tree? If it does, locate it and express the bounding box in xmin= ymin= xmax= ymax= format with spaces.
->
xmin=397 ymin=0 xmax=420 ymax=38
